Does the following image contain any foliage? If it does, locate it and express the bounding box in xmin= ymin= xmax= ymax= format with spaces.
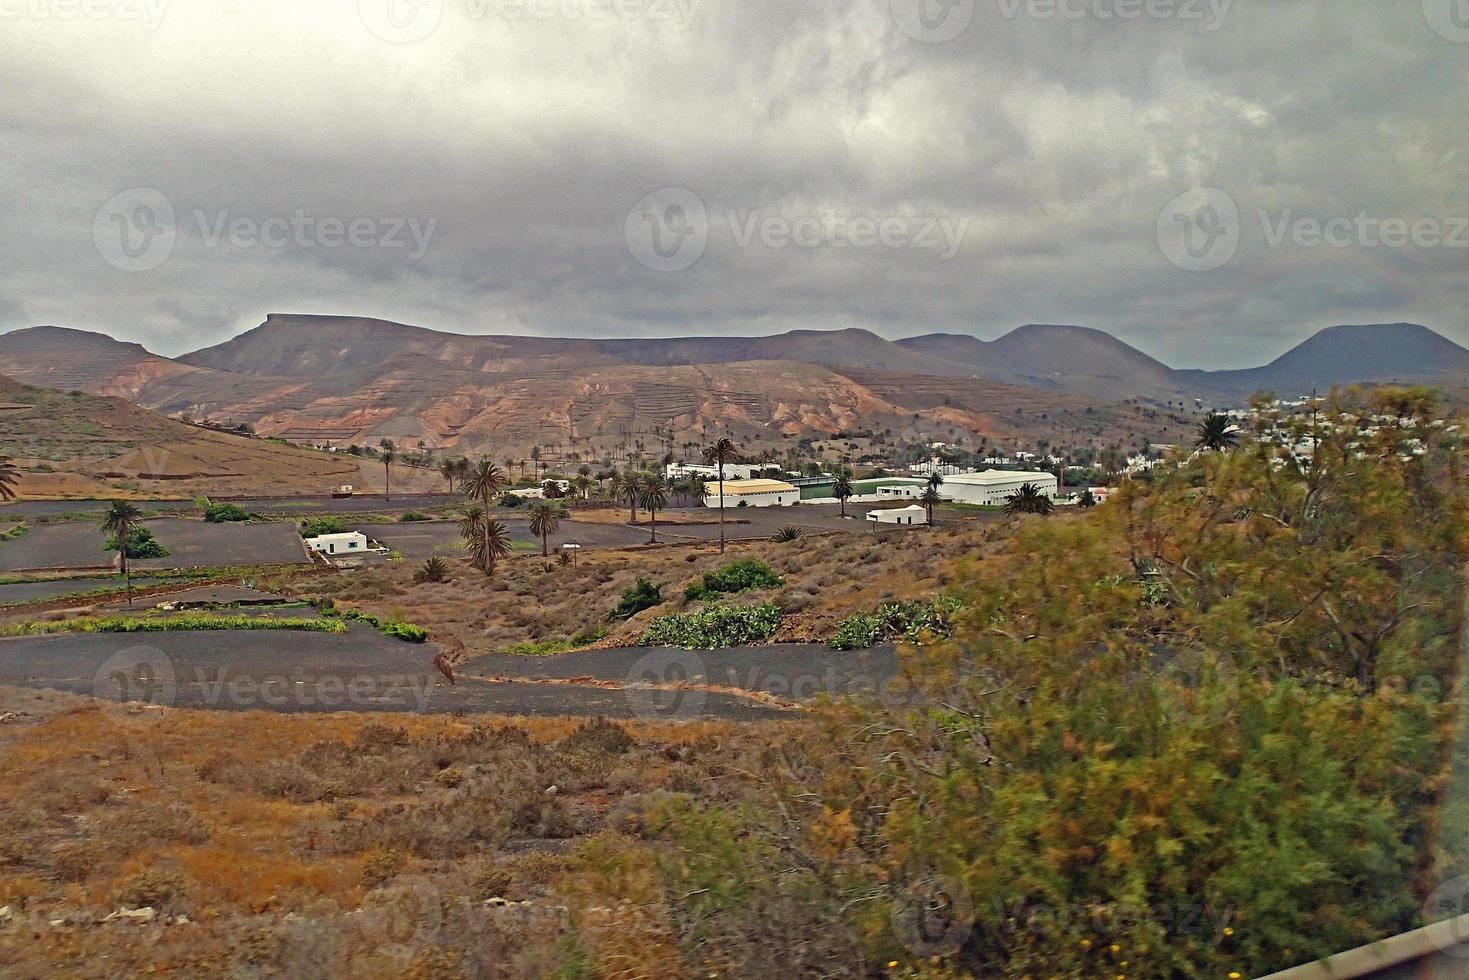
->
xmin=1197 ymin=411 xmax=1240 ymax=451
xmin=103 ymin=525 xmax=169 ymax=559
xmin=608 ymin=577 xmax=663 ymax=621
xmin=335 ymin=608 xmax=430 ymax=643
xmin=2 ymin=614 xmax=348 ymax=636
xmin=1002 ymin=482 xmax=1054 ymax=516
xmin=771 ymin=526 xmax=804 ymax=543
xmin=500 ymin=492 xmax=525 ymax=508
xmin=413 ymin=556 xmax=450 ymax=583
xmin=656 ymin=388 xmax=1469 ymax=977
xmin=828 ymin=595 xmax=964 ymax=650
xmin=299 ymin=516 xmax=348 ymax=538
xmin=638 ymin=602 xmax=782 ymax=649
xmin=202 ymin=503 xmax=254 ymax=523
xmin=684 ymin=558 xmax=784 ymax=601
xmin=399 ymin=511 xmax=433 ymax=522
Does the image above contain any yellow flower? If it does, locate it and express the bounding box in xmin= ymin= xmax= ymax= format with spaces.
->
xmin=1224 ymin=927 xmax=1235 ymax=937
xmin=887 ymin=963 xmax=898 ymax=970
xmin=1110 ymin=944 xmax=1121 ymax=953
xmin=1080 ymin=939 xmax=1092 ymax=947
xmin=1229 ymin=973 xmax=1242 ymax=979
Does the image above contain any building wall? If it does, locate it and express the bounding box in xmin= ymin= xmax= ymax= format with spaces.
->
xmin=703 ymin=489 xmax=799 ymax=508
xmin=944 ymin=473 xmax=1059 ymax=506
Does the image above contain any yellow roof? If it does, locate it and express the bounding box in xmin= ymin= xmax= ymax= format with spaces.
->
xmin=716 ymin=479 xmax=797 ymax=494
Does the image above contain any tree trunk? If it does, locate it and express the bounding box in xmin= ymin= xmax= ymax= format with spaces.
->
xmin=120 ymin=528 xmax=132 ymax=606
xmin=542 ymin=531 xmax=548 ymax=557
xmin=718 ymin=463 xmax=726 ymax=554
xmin=650 ymin=509 xmax=657 ymax=544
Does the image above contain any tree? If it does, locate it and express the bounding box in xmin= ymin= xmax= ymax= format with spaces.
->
xmin=458 ymin=506 xmax=512 ymax=574
xmin=462 ymin=460 xmax=507 ymax=572
xmin=439 ymin=458 xmax=459 ymax=493
xmin=1079 ymin=487 xmax=1098 ymax=508
xmin=639 ymin=473 xmax=668 ymax=543
xmin=380 ymin=446 xmax=396 ymax=501
xmin=528 ymin=501 xmax=561 ymax=557
xmin=99 ymin=500 xmax=143 ymax=605
xmin=614 ymin=472 xmax=642 ymax=524
xmin=1003 ymin=482 xmax=1054 ymax=516
xmin=702 ymin=438 xmax=739 ymax=554
xmin=1197 ymin=412 xmax=1239 ymax=451
xmin=832 ymin=472 xmax=854 ymax=517
xmin=920 ymin=483 xmax=943 ymax=524
xmin=0 ymin=455 xmax=19 ymax=501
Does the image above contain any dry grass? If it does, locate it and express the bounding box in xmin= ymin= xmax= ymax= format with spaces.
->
xmin=305 ymin=520 xmax=1004 ymax=659
xmin=0 ymin=690 xmax=800 ymax=976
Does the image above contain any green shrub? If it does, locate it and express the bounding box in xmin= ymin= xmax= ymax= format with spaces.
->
xmin=829 ymin=596 xmax=963 ymax=650
xmin=299 ymin=516 xmax=348 ymax=538
xmin=684 ymin=558 xmax=784 ymax=602
xmin=413 ymin=557 xmax=449 ymax=583
xmin=380 ymin=622 xmax=429 ymax=643
xmin=1 ymin=615 xmax=348 ymax=637
xmin=639 ymin=603 xmax=782 ymax=649
xmin=609 ymin=577 xmax=663 ymax=621
xmin=103 ymin=526 xmax=169 ymax=559
xmin=203 ymin=503 xmax=252 ymax=523
xmin=399 ymin=511 xmax=433 ymax=522
xmin=500 ymin=493 xmax=525 ymax=508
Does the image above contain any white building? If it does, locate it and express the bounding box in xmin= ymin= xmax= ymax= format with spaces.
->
xmin=873 ymin=479 xmax=933 ymax=500
xmin=667 ymin=461 xmax=761 ymax=482
xmin=938 ymin=469 xmax=1059 ymax=506
xmin=304 ymin=531 xmax=384 ymax=557
xmin=703 ymin=478 xmax=799 ymax=508
xmin=866 ymin=504 xmax=929 ymax=526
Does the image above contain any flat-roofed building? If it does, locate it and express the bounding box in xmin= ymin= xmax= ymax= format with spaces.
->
xmin=703 ymin=478 xmax=799 ymax=508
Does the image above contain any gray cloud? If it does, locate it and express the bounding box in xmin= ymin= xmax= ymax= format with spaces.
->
xmin=0 ymin=0 xmax=1465 ymax=367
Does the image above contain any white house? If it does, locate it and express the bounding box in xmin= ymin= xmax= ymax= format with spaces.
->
xmin=937 ymin=469 xmax=1059 ymax=506
xmin=703 ymin=478 xmax=799 ymax=508
xmin=667 ymin=461 xmax=761 ymax=482
xmin=866 ymin=504 xmax=929 ymax=526
xmin=304 ymin=531 xmax=384 ymax=557
xmin=873 ymin=479 xmax=933 ymax=500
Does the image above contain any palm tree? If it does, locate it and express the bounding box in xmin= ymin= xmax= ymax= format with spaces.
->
xmin=438 ymin=458 xmax=458 ymax=493
xmin=99 ymin=500 xmax=143 ymax=605
xmin=702 ymin=437 xmax=739 ymax=554
xmin=1196 ymin=413 xmax=1239 ymax=452
xmin=832 ymin=472 xmax=854 ymax=517
xmin=920 ymin=483 xmax=943 ymax=524
xmin=380 ymin=446 xmax=396 ymax=501
xmin=572 ymin=474 xmax=593 ymax=500
xmin=639 ymin=474 xmax=668 ymax=543
xmin=0 ymin=455 xmax=19 ymax=501
xmin=454 ymin=457 xmax=471 ymax=489
xmin=1079 ymin=488 xmax=1098 ymax=508
xmin=613 ymin=472 xmax=640 ymax=524
xmin=1003 ymin=483 xmax=1055 ymax=517
xmin=927 ymin=471 xmax=945 ymax=494
xmin=689 ymin=474 xmax=707 ymax=506
xmin=459 ymin=506 xmax=512 ymax=574
xmin=528 ymin=501 xmax=560 ymax=557
xmin=462 ymin=459 xmax=506 ymax=571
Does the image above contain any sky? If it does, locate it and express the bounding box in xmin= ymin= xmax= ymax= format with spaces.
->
xmin=1 ymin=0 xmax=1466 ymax=368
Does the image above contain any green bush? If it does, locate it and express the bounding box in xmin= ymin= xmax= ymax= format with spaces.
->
xmin=608 ymin=577 xmax=663 ymax=621
xmin=203 ymin=503 xmax=253 ymax=523
xmin=413 ymin=557 xmax=449 ymax=583
xmin=1 ymin=615 xmax=348 ymax=637
xmin=103 ymin=526 xmax=169 ymax=559
xmin=399 ymin=511 xmax=433 ymax=522
xmin=684 ymin=558 xmax=784 ymax=602
xmin=639 ymin=602 xmax=782 ymax=649
xmin=299 ymin=516 xmax=348 ymax=538
xmin=499 ymin=493 xmax=525 ymax=508
xmin=340 ymin=609 xmax=429 ymax=643
xmin=828 ymin=596 xmax=963 ymax=650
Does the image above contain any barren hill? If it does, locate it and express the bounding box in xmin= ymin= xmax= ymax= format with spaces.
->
xmin=0 ymin=374 xmax=371 ymax=500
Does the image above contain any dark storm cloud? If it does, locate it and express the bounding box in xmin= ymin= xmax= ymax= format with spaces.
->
xmin=0 ymin=0 xmax=1465 ymax=367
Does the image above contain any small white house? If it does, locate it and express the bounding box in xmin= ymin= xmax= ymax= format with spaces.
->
xmin=305 ymin=531 xmax=378 ymax=557
xmin=704 ymin=478 xmax=799 ymax=508
xmin=867 ymin=505 xmax=929 ymax=526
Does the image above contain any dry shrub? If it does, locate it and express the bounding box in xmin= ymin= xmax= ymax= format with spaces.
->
xmin=360 ymin=848 xmax=403 ymax=888
xmin=114 ymin=868 xmax=188 ymax=910
xmin=558 ymin=718 xmax=634 ymax=757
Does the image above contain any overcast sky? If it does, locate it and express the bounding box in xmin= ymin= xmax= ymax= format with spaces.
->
xmin=1 ymin=1 xmax=1466 ymax=367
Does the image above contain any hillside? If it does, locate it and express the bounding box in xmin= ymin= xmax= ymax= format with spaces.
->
xmin=0 ymin=374 xmax=370 ymax=499
xmin=1192 ymin=323 xmax=1469 ymax=396
xmin=899 ymin=323 xmax=1189 ymax=398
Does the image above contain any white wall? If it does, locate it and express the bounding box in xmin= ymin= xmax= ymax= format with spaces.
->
xmin=703 ymin=489 xmax=799 ymax=508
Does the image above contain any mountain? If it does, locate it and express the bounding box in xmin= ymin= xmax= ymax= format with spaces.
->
xmin=898 ymin=324 xmax=1187 ymax=398
xmin=0 ymin=325 xmax=205 ymax=401
xmin=1191 ymin=323 xmax=1469 ymax=397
